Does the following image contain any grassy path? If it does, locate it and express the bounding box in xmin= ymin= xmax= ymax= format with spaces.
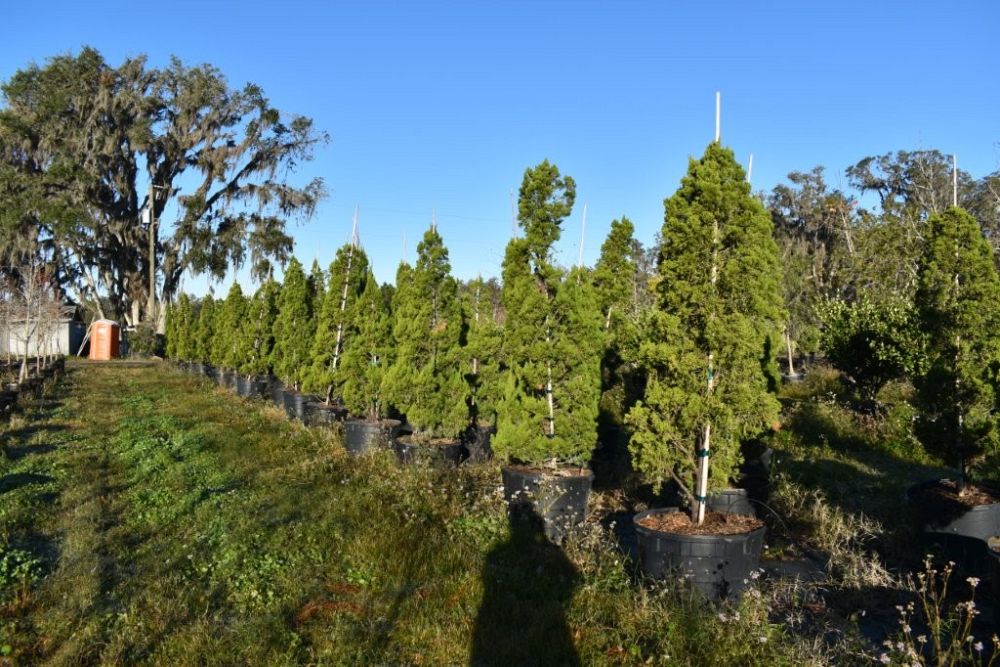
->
xmin=0 ymin=362 xmax=832 ymax=665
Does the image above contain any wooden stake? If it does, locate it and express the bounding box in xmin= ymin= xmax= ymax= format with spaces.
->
xmin=747 ymin=153 xmax=754 ymax=184
xmin=715 ymin=91 xmax=721 ymax=143
xmin=953 ymin=154 xmax=958 ymax=208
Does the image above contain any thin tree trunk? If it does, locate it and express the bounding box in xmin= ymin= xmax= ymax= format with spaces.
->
xmin=785 ymin=329 xmax=796 ymax=376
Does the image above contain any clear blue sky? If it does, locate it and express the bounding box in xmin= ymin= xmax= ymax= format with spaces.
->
xmin=3 ymin=1 xmax=999 ymax=292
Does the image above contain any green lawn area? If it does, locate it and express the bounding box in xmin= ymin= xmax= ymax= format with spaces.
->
xmin=0 ymin=362 xmax=990 ymax=665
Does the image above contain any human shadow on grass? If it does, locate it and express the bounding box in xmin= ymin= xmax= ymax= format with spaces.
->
xmin=470 ymin=509 xmax=581 ymax=667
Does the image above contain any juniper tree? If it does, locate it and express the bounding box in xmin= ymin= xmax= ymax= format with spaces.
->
xmin=626 ymin=143 xmax=784 ymax=523
xmin=914 ymin=207 xmax=1000 ymax=486
xmin=340 ymin=272 xmax=393 ymax=421
xmin=212 ymin=282 xmax=247 ymax=370
xmin=309 ymin=259 xmax=326 ymax=311
xmin=165 ymin=300 xmax=179 ymax=359
xmin=271 ymin=258 xmax=313 ymax=390
xmin=306 ymin=243 xmax=370 ymax=404
xmin=239 ymin=278 xmax=280 ymax=377
xmin=193 ymin=295 xmax=216 ymax=364
xmin=593 ymin=218 xmax=645 ymax=434
xmin=493 ymin=160 xmax=603 ymax=465
xmin=171 ymin=293 xmax=195 ymax=362
xmin=462 ymin=276 xmax=504 ymax=427
xmin=383 ymin=226 xmax=467 ymax=439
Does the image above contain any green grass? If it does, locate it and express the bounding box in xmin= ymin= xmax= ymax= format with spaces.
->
xmin=0 ymin=361 xmax=987 ymax=665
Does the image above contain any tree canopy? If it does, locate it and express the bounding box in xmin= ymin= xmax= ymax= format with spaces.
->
xmin=0 ymin=47 xmax=326 ymax=326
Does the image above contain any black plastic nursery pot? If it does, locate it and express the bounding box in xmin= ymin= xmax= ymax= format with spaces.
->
xmin=990 ymin=541 xmax=1000 ymax=609
xmin=706 ymin=489 xmax=756 ymax=517
xmin=907 ymin=479 xmax=1000 ymax=573
xmin=463 ymin=424 xmax=495 ymax=463
xmin=309 ymin=403 xmax=348 ymax=427
xmin=281 ymin=390 xmax=317 ymax=422
xmin=393 ymin=435 xmax=465 ymax=466
xmin=343 ymin=419 xmax=401 ymax=456
xmin=235 ymin=375 xmax=268 ymax=398
xmin=219 ymin=369 xmax=238 ymax=390
xmin=501 ymin=466 xmax=594 ymax=543
xmin=267 ymin=377 xmax=285 ymax=406
xmin=633 ymin=508 xmax=766 ymax=602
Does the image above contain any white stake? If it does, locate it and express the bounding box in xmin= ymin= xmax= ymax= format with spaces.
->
xmin=509 ymin=189 xmax=517 ymax=235
xmin=747 ymin=153 xmax=754 ymax=184
xmin=953 ymin=154 xmax=959 ymax=208
xmin=350 ymin=205 xmax=359 ymax=247
xmin=577 ymin=202 xmax=588 ymax=269
xmin=715 ymin=91 xmax=721 ymax=143
xmin=432 ymin=208 xmax=437 ymax=233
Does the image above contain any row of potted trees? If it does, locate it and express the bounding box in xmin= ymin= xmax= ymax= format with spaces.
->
xmin=0 ymin=355 xmax=65 ymax=419
xmin=164 ymin=141 xmax=1000 ymax=600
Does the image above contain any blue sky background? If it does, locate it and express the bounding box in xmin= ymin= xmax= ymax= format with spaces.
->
xmin=3 ymin=1 xmax=999 ymax=292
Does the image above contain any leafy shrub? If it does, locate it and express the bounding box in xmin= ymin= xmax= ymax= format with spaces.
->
xmin=127 ymin=323 xmax=162 ymax=358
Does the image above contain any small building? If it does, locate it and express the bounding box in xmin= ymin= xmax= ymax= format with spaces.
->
xmin=1 ymin=315 xmax=86 ymax=357
xmin=88 ymin=320 xmax=121 ymax=360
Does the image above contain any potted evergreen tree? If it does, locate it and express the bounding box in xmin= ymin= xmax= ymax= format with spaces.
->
xmin=213 ymin=283 xmax=247 ymax=390
xmin=340 ymin=271 xmax=399 ymax=454
xmin=236 ymin=278 xmax=279 ymax=398
xmin=172 ymin=293 xmax=196 ymax=373
xmin=384 ymin=225 xmax=468 ymax=464
xmin=192 ymin=295 xmax=216 ymax=378
xmin=461 ymin=276 xmax=504 ymax=461
xmin=626 ymin=143 xmax=784 ymax=600
xmin=909 ymin=207 xmax=1000 ymax=557
xmin=493 ymin=160 xmax=604 ymax=541
xmin=271 ymin=258 xmax=317 ymax=420
xmin=592 ymin=217 xmax=646 ymax=479
xmin=305 ymin=241 xmax=370 ymax=424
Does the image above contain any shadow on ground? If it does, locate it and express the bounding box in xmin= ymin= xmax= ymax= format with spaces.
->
xmin=471 ymin=509 xmax=581 ymax=667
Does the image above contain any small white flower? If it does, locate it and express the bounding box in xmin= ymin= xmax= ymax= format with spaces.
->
xmin=917 ymin=635 xmax=927 ymax=644
xmin=879 ymin=654 xmax=891 ymax=664
xmin=757 ymin=635 xmax=768 ymax=644
xmin=975 ymin=642 xmax=984 ymax=652
xmin=967 ymin=576 xmax=981 ymax=587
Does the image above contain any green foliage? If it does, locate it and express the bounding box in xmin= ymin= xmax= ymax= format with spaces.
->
xmin=171 ymin=293 xmax=196 ymax=362
xmin=384 ymin=227 xmax=467 ymax=438
xmin=461 ymin=277 xmax=504 ymax=427
xmin=914 ymin=207 xmax=1000 ymax=478
xmin=212 ymin=283 xmax=247 ymax=370
xmin=165 ymin=302 xmax=179 ymax=359
xmin=0 ymin=47 xmax=326 ymax=323
xmin=238 ymin=279 xmax=280 ymax=376
xmin=305 ymin=244 xmax=370 ymax=400
xmin=627 ymin=143 xmax=784 ymax=500
xmin=494 ymin=161 xmax=603 ymax=465
xmin=127 ymin=323 xmax=161 ymax=358
xmin=339 ymin=273 xmax=393 ymax=420
xmin=593 ymin=218 xmax=646 ymax=432
xmin=271 ymin=258 xmax=314 ymax=389
xmin=818 ymin=296 xmax=925 ymax=406
xmin=192 ymin=295 xmax=216 ymax=364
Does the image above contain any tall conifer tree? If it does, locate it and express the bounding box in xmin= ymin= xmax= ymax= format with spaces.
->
xmin=306 ymin=243 xmax=370 ymax=403
xmin=384 ymin=226 xmax=467 ymax=439
xmin=213 ymin=282 xmax=247 ymax=370
xmin=462 ymin=276 xmax=504 ymax=427
xmin=193 ymin=295 xmax=216 ymax=365
xmin=272 ymin=258 xmax=314 ymax=390
xmin=627 ymin=143 xmax=784 ymax=523
xmin=340 ymin=271 xmax=393 ymax=420
xmin=239 ymin=278 xmax=280 ymax=377
xmin=493 ymin=161 xmax=603 ymax=465
xmin=915 ymin=207 xmax=1000 ymax=486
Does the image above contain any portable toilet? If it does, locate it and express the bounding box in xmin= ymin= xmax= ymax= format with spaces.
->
xmin=88 ymin=320 xmax=121 ymax=360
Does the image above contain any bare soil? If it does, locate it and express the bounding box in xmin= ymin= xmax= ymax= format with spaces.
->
xmin=506 ymin=464 xmax=592 ymax=478
xmin=912 ymin=478 xmax=1000 ymax=508
xmin=637 ymin=509 xmax=764 ymax=536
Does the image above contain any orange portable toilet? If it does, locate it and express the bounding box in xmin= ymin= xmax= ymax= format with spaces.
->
xmin=88 ymin=320 xmax=121 ymax=360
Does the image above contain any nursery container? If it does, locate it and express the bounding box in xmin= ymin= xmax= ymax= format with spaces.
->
xmin=707 ymin=489 xmax=756 ymax=517
xmin=501 ymin=466 xmax=594 ymax=543
xmin=281 ymin=390 xmax=316 ymax=422
xmin=309 ymin=403 xmax=348 ymax=426
xmin=393 ymin=435 xmax=465 ymax=466
xmin=633 ymin=507 xmax=766 ymax=601
xmin=344 ymin=419 xmax=401 ymax=456
xmin=463 ymin=424 xmax=495 ymax=463
xmin=907 ymin=479 xmax=1000 ymax=574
